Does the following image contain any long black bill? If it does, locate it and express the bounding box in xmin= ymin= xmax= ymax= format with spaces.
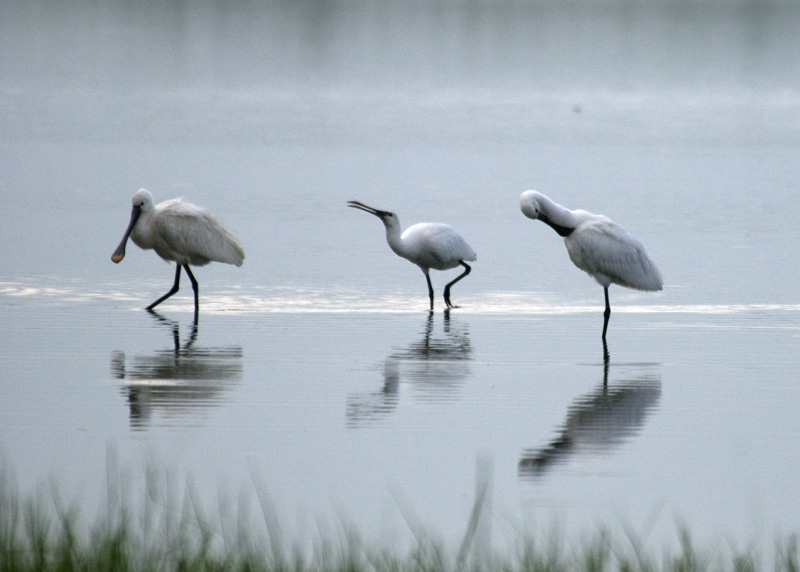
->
xmin=347 ymin=201 xmax=389 ymax=218
xmin=538 ymin=213 xmax=574 ymax=238
xmin=111 ymin=205 xmax=141 ymax=263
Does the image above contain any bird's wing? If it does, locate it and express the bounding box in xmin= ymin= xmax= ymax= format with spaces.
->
xmin=155 ymin=200 xmax=245 ymax=266
xmin=567 ymin=218 xmax=662 ymax=291
xmin=402 ymin=223 xmax=476 ymax=269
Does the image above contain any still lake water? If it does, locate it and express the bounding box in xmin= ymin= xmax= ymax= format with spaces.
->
xmin=2 ymin=0 xmax=800 ymax=559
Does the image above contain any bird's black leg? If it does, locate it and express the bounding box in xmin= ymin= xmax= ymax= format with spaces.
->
xmin=186 ymin=316 xmax=199 ymax=350
xmin=147 ymin=264 xmax=182 ymax=310
xmin=443 ymin=262 xmax=471 ymax=309
xmin=183 ymin=264 xmax=200 ymax=319
xmin=425 ymin=273 xmax=435 ymax=311
xmin=601 ymin=286 xmax=611 ymax=341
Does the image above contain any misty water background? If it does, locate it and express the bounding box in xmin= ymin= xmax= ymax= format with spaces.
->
xmin=2 ymin=0 xmax=800 ymax=560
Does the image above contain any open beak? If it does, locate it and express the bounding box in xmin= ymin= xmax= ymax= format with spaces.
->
xmin=111 ymin=205 xmax=141 ymax=263
xmin=347 ymin=200 xmax=390 ymax=219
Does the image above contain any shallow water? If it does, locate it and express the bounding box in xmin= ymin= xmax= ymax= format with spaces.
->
xmin=2 ymin=0 xmax=800 ymax=559
xmin=3 ymin=295 xmax=800 ymax=555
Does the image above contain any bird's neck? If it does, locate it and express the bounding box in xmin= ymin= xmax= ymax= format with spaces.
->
xmin=543 ymin=217 xmax=574 ymax=237
xmin=130 ymin=209 xmax=154 ymax=247
xmin=384 ymin=223 xmax=407 ymax=257
xmin=539 ymin=197 xmax=583 ymax=237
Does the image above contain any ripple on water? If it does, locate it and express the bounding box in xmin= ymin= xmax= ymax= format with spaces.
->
xmin=3 ymin=280 xmax=800 ymax=326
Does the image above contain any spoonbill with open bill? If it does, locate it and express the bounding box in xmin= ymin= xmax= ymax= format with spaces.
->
xmin=347 ymin=201 xmax=476 ymax=310
xmin=519 ymin=190 xmax=662 ymax=340
xmin=111 ymin=188 xmax=245 ymax=317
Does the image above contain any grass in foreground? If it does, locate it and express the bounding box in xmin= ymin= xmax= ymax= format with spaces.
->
xmin=0 ymin=471 xmax=797 ymax=572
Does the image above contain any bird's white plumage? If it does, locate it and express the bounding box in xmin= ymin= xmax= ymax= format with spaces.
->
xmin=519 ymin=190 xmax=662 ymax=292
xmin=565 ymin=216 xmax=663 ymax=291
xmin=112 ymin=188 xmax=245 ymax=315
xmin=399 ymin=222 xmax=477 ymax=271
xmin=129 ymin=189 xmax=244 ymax=267
xmin=347 ymin=200 xmax=475 ymax=309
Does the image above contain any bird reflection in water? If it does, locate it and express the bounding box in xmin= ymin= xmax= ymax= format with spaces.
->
xmin=518 ymin=362 xmax=661 ymax=479
xmin=347 ymin=310 xmax=472 ymax=427
xmin=110 ymin=310 xmax=242 ymax=430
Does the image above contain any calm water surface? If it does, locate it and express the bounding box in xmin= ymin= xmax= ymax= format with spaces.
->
xmin=2 ymin=0 xmax=800 ymax=559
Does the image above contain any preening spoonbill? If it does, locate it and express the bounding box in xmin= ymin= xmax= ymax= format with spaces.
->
xmin=111 ymin=189 xmax=244 ymax=316
xmin=347 ymin=201 xmax=476 ymax=310
xmin=519 ymin=190 xmax=662 ymax=340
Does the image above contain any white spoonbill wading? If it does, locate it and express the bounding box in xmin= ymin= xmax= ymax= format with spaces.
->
xmin=519 ymin=190 xmax=663 ymax=340
xmin=111 ymin=189 xmax=245 ymax=316
xmin=347 ymin=201 xmax=476 ymax=310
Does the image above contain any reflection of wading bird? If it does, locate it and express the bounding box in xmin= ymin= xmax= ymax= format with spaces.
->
xmin=112 ymin=189 xmax=245 ymax=317
xmin=518 ymin=369 xmax=661 ymax=479
xmin=111 ymin=311 xmax=243 ymax=430
xmin=347 ymin=201 xmax=476 ymax=310
xmin=519 ymin=191 xmax=663 ymax=341
xmin=346 ymin=311 xmax=472 ymax=427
